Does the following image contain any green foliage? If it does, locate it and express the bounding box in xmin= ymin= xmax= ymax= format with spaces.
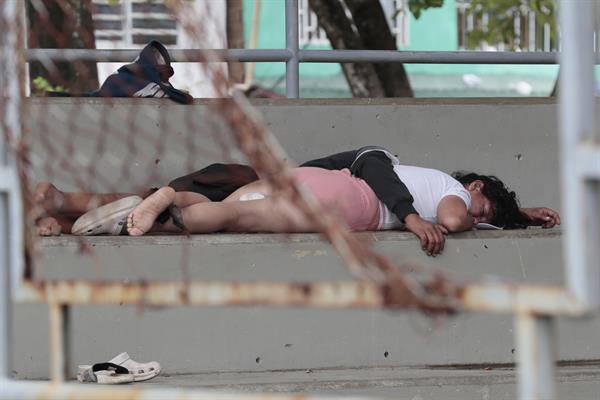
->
xmin=31 ymin=76 xmax=65 ymax=96
xmin=396 ymin=0 xmax=557 ymax=51
xmin=407 ymin=0 xmax=444 ymax=20
xmin=467 ymin=0 xmax=557 ymax=50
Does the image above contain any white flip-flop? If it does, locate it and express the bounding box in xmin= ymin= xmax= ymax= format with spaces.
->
xmin=78 ymin=352 xmax=161 ymax=383
xmin=72 ymin=196 xmax=143 ymax=235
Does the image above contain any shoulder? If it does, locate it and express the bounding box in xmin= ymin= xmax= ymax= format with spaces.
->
xmin=405 ymin=166 xmax=471 ymax=208
xmin=441 ymin=174 xmax=471 ymax=208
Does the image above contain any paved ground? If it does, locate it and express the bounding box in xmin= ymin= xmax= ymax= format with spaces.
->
xmin=137 ymin=363 xmax=600 ymax=399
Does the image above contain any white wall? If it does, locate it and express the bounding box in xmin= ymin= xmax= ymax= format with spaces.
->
xmin=95 ymin=0 xmax=227 ymax=98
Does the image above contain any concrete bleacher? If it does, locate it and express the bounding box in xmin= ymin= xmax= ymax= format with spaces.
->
xmin=13 ymin=98 xmax=600 ymax=396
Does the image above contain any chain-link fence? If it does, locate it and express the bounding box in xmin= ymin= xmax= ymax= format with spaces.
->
xmin=20 ymin=0 xmax=460 ymax=323
xmin=2 ymin=1 xmax=598 ymax=399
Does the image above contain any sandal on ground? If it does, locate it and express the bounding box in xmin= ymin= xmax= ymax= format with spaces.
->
xmin=77 ymin=352 xmax=161 ymax=383
xmin=72 ymin=196 xmax=143 ymax=235
xmin=76 ymin=362 xmax=134 ymax=384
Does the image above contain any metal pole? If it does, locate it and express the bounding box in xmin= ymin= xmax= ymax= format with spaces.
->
xmin=0 ymin=0 xmax=23 ymax=381
xmin=48 ymin=303 xmax=69 ymax=382
xmin=25 ymin=48 xmax=294 ymax=63
xmin=25 ymin=48 xmax=600 ymax=65
xmin=285 ymin=0 xmax=299 ymax=98
xmin=559 ymin=0 xmax=600 ymax=310
xmin=299 ymin=49 xmax=571 ymax=64
xmin=0 ymin=193 xmax=9 ymax=382
xmin=515 ymin=313 xmax=557 ymax=400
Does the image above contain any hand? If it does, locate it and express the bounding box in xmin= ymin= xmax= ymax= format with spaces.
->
xmin=404 ymin=213 xmax=448 ymax=257
xmin=520 ymin=207 xmax=561 ymax=228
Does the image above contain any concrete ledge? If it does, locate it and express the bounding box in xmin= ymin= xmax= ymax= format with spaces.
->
xmin=15 ymin=227 xmax=600 ymax=381
xmin=33 ymin=229 xmax=563 ymax=284
xmin=36 ymin=228 xmax=562 ymax=247
xmin=143 ymin=364 xmax=600 ymax=399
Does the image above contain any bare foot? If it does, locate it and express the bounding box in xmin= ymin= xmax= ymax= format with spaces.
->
xmin=127 ymin=187 xmax=175 ymax=236
xmin=36 ymin=217 xmax=62 ymax=236
xmin=33 ymin=182 xmax=64 ymax=216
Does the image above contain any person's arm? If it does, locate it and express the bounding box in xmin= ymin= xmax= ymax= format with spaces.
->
xmin=352 ymin=151 xmax=447 ymax=256
xmin=350 ymin=151 xmax=418 ymax=221
xmin=437 ymin=195 xmax=474 ymax=233
xmin=519 ymin=207 xmax=561 ymax=228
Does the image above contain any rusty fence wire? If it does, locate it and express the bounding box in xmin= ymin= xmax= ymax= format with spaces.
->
xmin=3 ymin=2 xmax=598 ymax=399
xmin=17 ymin=0 xmax=461 ymax=313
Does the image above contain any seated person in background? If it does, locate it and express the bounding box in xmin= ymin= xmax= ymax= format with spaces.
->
xmin=34 ymin=147 xmax=559 ymax=257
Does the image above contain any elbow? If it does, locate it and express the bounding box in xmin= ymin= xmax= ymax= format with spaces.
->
xmin=438 ymin=215 xmax=472 ymax=232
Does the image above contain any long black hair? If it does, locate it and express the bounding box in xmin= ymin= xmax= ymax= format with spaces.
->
xmin=452 ymin=171 xmax=529 ymax=229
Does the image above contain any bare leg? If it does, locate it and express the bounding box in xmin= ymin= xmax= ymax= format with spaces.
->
xmin=173 ymin=191 xmax=210 ymax=207
xmin=128 ymin=187 xmax=176 ymax=236
xmin=127 ymin=185 xmax=317 ymax=236
xmin=34 ymin=182 xmax=134 ymax=215
xmin=33 ymin=182 xmax=138 ymax=235
xmin=222 ymin=180 xmax=272 ymax=203
xmin=183 ymin=197 xmax=316 ymax=233
xmin=33 ymin=182 xmax=65 ymax=216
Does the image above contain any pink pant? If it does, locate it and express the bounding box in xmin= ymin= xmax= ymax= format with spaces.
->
xmin=292 ymin=167 xmax=380 ymax=231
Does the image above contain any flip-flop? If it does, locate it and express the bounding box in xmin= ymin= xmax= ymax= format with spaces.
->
xmin=77 ymin=352 xmax=161 ymax=383
xmin=76 ymin=362 xmax=134 ymax=384
xmin=72 ymin=196 xmax=143 ymax=235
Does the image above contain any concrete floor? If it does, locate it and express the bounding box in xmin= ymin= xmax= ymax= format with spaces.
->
xmin=129 ymin=363 xmax=600 ymax=399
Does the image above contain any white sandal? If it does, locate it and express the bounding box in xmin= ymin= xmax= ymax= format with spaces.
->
xmin=72 ymin=196 xmax=143 ymax=235
xmin=78 ymin=352 xmax=161 ymax=383
xmin=77 ymin=362 xmax=134 ymax=384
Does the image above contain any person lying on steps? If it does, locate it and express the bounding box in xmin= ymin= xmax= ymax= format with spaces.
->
xmin=34 ymin=146 xmax=560 ymax=257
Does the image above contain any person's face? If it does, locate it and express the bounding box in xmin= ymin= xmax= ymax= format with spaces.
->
xmin=466 ymin=180 xmax=495 ymax=225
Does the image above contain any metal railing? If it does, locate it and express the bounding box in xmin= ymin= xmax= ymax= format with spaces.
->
xmin=1 ymin=1 xmax=599 ymax=399
xmin=24 ymin=1 xmax=599 ymax=99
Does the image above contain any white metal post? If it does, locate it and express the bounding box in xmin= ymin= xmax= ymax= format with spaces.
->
xmin=285 ymin=0 xmax=299 ymax=98
xmin=559 ymin=0 xmax=600 ymax=310
xmin=0 ymin=0 xmax=23 ymax=381
xmin=0 ymin=185 xmax=10 ymax=381
xmin=48 ymin=302 xmax=71 ymax=382
xmin=516 ymin=313 xmax=557 ymax=400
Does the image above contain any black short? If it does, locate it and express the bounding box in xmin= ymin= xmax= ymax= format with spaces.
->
xmin=166 ymin=163 xmax=259 ymax=201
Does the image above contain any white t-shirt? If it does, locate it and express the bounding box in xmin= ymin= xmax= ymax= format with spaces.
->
xmin=378 ymin=165 xmax=472 ymax=230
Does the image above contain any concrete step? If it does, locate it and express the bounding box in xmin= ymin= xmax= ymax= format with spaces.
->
xmin=14 ymin=229 xmax=600 ymax=380
xmin=33 ymin=229 xmax=563 ymax=284
xmin=141 ymin=363 xmax=600 ymax=399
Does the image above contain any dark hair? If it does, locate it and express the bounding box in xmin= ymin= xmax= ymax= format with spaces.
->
xmin=452 ymin=171 xmax=528 ymax=229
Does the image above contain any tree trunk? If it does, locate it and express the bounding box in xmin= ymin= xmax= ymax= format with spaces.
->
xmin=345 ymin=0 xmax=413 ymax=97
xmin=26 ymin=0 xmax=98 ymax=94
xmin=308 ymin=0 xmax=385 ymax=97
xmin=226 ymin=0 xmax=245 ymax=84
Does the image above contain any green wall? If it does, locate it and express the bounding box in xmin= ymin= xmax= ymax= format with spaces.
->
xmin=243 ymin=0 xmax=339 ymax=77
xmin=242 ymin=0 xmax=560 ymax=88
